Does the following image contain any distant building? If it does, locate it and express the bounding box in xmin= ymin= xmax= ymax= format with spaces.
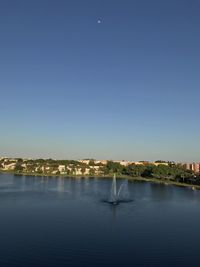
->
xmin=153 ymin=162 xmax=169 ymax=166
xmin=79 ymin=159 xmax=108 ymax=165
xmin=74 ymin=168 xmax=82 ymax=175
xmin=3 ymin=163 xmax=16 ymax=170
xmin=184 ymin=162 xmax=200 ymax=173
xmin=94 ymin=160 xmax=107 ymax=165
xmin=58 ymin=165 xmax=66 ymax=172
xmin=134 ymin=162 xmax=146 ymax=165
xmin=78 ymin=160 xmax=90 ymax=165
xmin=192 ymin=163 xmax=200 ymax=173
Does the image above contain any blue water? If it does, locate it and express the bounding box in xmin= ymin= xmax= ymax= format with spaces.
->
xmin=0 ymin=174 xmax=200 ymax=267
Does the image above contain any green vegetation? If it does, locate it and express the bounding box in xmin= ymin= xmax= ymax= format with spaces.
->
xmin=0 ymin=158 xmax=200 ymax=188
xmin=103 ymin=162 xmax=200 ymax=186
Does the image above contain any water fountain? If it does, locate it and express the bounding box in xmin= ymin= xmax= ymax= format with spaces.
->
xmin=110 ymin=174 xmax=118 ymax=204
xmin=109 ymin=174 xmax=131 ymax=205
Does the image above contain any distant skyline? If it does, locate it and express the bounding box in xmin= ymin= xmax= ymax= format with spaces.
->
xmin=1 ymin=0 xmax=200 ymax=162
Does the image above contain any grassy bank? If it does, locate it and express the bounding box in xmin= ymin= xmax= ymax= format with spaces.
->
xmin=1 ymin=170 xmax=200 ymax=190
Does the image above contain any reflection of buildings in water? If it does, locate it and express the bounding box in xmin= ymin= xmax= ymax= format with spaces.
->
xmin=9 ymin=175 xmax=14 ymax=185
xmin=13 ymin=175 xmax=26 ymax=190
xmin=37 ymin=176 xmax=45 ymax=189
xmin=66 ymin=177 xmax=72 ymax=194
xmin=13 ymin=175 xmax=19 ymax=187
xmin=93 ymin=178 xmax=99 ymax=194
xmin=32 ymin=176 xmax=41 ymax=189
xmin=75 ymin=178 xmax=82 ymax=197
xmin=1 ymin=174 xmax=14 ymax=188
xmin=83 ymin=177 xmax=90 ymax=194
xmin=45 ymin=176 xmax=49 ymax=186
xmin=34 ymin=176 xmax=44 ymax=190
xmin=34 ymin=176 xmax=49 ymax=190
xmin=69 ymin=178 xmax=76 ymax=196
xmin=6 ymin=174 xmax=14 ymax=185
xmin=73 ymin=177 xmax=91 ymax=197
xmin=40 ymin=176 xmax=44 ymax=186
xmin=21 ymin=176 xmax=26 ymax=191
xmin=50 ymin=177 xmax=57 ymax=190
xmin=34 ymin=176 xmax=38 ymax=187
xmin=57 ymin=177 xmax=65 ymax=192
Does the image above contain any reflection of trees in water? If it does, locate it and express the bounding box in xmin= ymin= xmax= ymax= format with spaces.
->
xmin=62 ymin=177 xmax=107 ymax=200
xmin=149 ymin=183 xmax=174 ymax=201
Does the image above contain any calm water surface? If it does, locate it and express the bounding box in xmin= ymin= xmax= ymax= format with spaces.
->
xmin=0 ymin=174 xmax=200 ymax=267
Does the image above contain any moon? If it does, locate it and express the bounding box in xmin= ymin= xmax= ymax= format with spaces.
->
xmin=97 ymin=20 xmax=101 ymax=24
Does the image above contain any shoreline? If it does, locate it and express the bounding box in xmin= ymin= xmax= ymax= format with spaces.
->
xmin=1 ymin=170 xmax=200 ymax=190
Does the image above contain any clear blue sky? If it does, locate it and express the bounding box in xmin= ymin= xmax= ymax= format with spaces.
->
xmin=0 ymin=0 xmax=200 ymax=161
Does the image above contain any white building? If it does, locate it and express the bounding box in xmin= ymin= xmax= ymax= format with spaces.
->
xmin=58 ymin=165 xmax=66 ymax=172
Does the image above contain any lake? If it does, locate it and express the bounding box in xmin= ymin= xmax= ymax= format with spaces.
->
xmin=0 ymin=174 xmax=200 ymax=267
